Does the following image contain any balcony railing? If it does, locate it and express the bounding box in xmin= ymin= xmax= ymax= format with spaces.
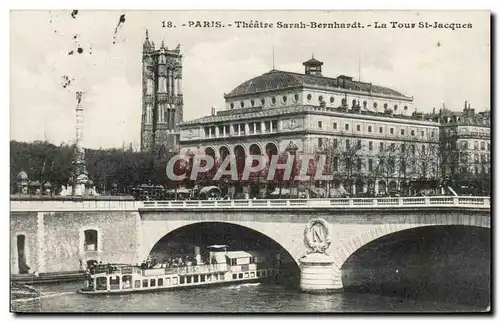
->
xmin=10 ymin=196 xmax=490 ymax=212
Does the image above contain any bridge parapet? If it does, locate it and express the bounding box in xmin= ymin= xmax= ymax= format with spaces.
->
xmin=141 ymin=196 xmax=490 ymax=209
xmin=10 ymin=196 xmax=489 ymax=212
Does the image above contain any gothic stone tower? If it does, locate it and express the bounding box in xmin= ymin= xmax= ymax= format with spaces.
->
xmin=140 ymin=30 xmax=183 ymax=153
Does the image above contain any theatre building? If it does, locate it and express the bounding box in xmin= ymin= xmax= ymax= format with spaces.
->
xmin=178 ymin=57 xmax=440 ymax=198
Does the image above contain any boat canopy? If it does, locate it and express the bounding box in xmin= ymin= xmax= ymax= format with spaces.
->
xmin=224 ymin=251 xmax=253 ymax=259
xmin=207 ymin=245 xmax=228 ymax=249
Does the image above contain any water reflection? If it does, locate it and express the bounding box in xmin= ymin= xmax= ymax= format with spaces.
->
xmin=29 ymin=281 xmax=485 ymax=313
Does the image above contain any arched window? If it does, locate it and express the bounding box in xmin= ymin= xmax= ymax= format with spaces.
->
xmin=17 ymin=234 xmax=29 ymax=274
xmin=240 ymin=101 xmax=245 ymax=108
xmin=330 ymin=97 xmax=335 ymax=103
xmin=146 ymin=79 xmax=153 ymax=94
xmin=84 ymin=229 xmax=98 ymax=252
xmin=307 ymin=94 xmax=312 ymax=101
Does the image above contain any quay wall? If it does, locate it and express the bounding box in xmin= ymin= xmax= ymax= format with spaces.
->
xmin=11 ymin=210 xmax=140 ymax=274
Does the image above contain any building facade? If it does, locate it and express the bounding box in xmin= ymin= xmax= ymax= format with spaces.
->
xmin=140 ymin=30 xmax=183 ymax=153
xmin=178 ymin=57 xmax=441 ymax=197
xmin=435 ymin=103 xmax=491 ymax=193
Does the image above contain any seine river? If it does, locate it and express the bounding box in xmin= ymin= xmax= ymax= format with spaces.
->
xmin=12 ymin=226 xmax=489 ymax=313
xmin=20 ymin=281 xmax=485 ymax=313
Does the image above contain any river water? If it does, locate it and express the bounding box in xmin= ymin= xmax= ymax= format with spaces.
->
xmin=20 ymin=281 xmax=486 ymax=313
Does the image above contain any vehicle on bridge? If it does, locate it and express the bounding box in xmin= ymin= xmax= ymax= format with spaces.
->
xmin=77 ymin=249 xmax=280 ymax=295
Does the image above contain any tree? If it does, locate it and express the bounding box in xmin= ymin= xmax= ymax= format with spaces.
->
xmin=323 ymin=137 xmax=367 ymax=196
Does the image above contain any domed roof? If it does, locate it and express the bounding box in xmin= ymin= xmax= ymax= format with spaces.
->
xmin=43 ymin=182 xmax=52 ymax=188
xmin=16 ymin=171 xmax=28 ymax=181
xmin=224 ymin=69 xmax=409 ymax=99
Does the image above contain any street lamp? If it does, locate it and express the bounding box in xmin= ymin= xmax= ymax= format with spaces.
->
xmin=285 ymin=141 xmax=299 ymax=198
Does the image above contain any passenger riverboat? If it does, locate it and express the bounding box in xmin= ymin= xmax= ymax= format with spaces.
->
xmin=77 ymin=248 xmax=280 ymax=295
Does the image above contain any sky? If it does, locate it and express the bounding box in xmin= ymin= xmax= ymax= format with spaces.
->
xmin=10 ymin=10 xmax=490 ymax=149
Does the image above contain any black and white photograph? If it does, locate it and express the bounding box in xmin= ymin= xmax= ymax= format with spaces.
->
xmin=8 ymin=9 xmax=491 ymax=313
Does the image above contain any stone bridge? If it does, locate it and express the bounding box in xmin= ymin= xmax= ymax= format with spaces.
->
xmin=10 ymin=196 xmax=490 ymax=292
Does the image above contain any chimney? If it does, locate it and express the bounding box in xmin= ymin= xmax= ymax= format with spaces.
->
xmin=211 ymin=106 xmax=216 ymax=116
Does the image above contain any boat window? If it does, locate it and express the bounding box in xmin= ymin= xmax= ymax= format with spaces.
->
xmin=250 ymin=257 xmax=255 ymax=264
xmin=232 ymin=274 xmax=237 ymax=280
xmin=121 ymin=267 xmax=133 ymax=274
xmin=187 ymin=276 xmax=192 ymax=284
xmin=109 ymin=276 xmax=120 ymax=290
xmin=172 ymin=277 xmax=178 ymax=285
xmin=157 ymin=278 xmax=163 ymax=286
xmin=135 ymin=280 xmax=141 ymax=288
xmin=180 ymin=276 xmax=185 ymax=284
xmin=165 ymin=278 xmax=170 ymax=285
xmin=96 ymin=277 xmax=107 ymax=290
xmin=193 ymin=275 xmax=199 ymax=283
xmin=214 ymin=274 xmax=219 ymax=281
xmin=142 ymin=279 xmax=149 ymax=288
xmin=207 ymin=275 xmax=212 ymax=282
xmin=200 ymin=275 xmax=206 ymax=282
xmin=262 ymin=270 xmax=267 ymax=277
xmin=219 ymin=273 xmax=225 ymax=280
xmin=231 ymin=259 xmax=237 ymax=266
xmin=238 ymin=273 xmax=243 ymax=279
xmin=251 ymin=272 xmax=255 ymax=278
xmin=122 ymin=275 xmax=132 ymax=289
xmin=244 ymin=272 xmax=249 ymax=278
xmin=150 ymin=279 xmax=156 ymax=287
xmin=256 ymin=271 xmax=261 ymax=277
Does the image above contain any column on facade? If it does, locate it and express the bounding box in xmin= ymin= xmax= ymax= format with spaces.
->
xmin=171 ymin=108 xmax=176 ymax=130
xmin=245 ymin=123 xmax=250 ymax=134
xmin=223 ymin=125 xmax=227 ymax=136
xmin=177 ymin=77 xmax=182 ymax=95
xmin=253 ymin=123 xmax=257 ymax=134
xmin=166 ymin=69 xmax=171 ymax=96
xmin=278 ymin=120 xmax=283 ymax=131
xmin=173 ymin=72 xmax=178 ymax=96
xmin=215 ymin=125 xmax=220 ymax=137
xmin=374 ymin=181 xmax=379 ymax=195
xmin=170 ymin=71 xmax=175 ymax=95
xmin=261 ymin=121 xmax=266 ymax=133
xmin=166 ymin=104 xmax=171 ymax=128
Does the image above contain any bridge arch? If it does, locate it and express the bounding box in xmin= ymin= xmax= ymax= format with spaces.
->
xmin=140 ymin=220 xmax=305 ymax=268
xmin=329 ymin=214 xmax=490 ymax=288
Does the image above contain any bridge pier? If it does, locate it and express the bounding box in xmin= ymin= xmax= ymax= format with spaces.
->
xmin=299 ymin=253 xmax=342 ymax=293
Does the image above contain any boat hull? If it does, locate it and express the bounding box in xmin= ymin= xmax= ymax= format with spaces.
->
xmin=77 ymin=276 xmax=274 ymax=296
